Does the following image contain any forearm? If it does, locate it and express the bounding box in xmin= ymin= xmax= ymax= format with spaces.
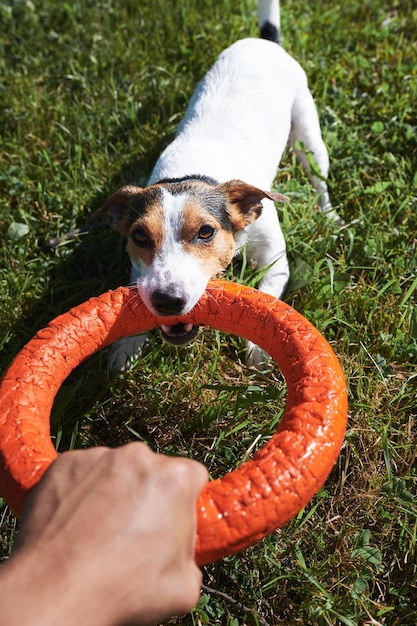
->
xmin=0 ymin=549 xmax=115 ymax=626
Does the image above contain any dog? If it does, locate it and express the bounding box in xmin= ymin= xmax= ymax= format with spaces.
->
xmin=98 ymin=0 xmax=339 ymax=370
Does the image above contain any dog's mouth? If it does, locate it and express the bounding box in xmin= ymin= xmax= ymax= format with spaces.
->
xmin=160 ymin=323 xmax=199 ymax=346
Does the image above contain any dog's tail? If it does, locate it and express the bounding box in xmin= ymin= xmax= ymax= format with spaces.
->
xmin=258 ymin=0 xmax=281 ymax=45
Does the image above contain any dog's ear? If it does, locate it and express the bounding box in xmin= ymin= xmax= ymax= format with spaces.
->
xmin=92 ymin=185 xmax=143 ymax=235
xmin=217 ymin=179 xmax=288 ymax=231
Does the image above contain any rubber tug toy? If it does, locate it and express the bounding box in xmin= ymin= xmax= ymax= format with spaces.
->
xmin=0 ymin=280 xmax=347 ymax=566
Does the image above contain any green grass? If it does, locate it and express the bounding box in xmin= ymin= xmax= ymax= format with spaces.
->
xmin=1 ymin=0 xmax=416 ymax=623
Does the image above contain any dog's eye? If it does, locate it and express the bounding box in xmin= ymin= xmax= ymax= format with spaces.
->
xmin=197 ymin=225 xmax=215 ymax=240
xmin=131 ymin=228 xmax=149 ymax=247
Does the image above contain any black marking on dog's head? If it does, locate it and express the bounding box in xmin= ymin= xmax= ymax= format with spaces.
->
xmin=159 ymin=179 xmax=234 ymax=232
xmin=197 ymin=188 xmax=235 ymax=232
xmin=99 ymin=177 xmax=286 ymax=239
xmin=260 ymin=21 xmax=281 ymax=45
xmin=155 ymin=174 xmax=219 ymax=187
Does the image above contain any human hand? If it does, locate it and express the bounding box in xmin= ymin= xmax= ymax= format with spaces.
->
xmin=1 ymin=443 xmax=208 ymax=626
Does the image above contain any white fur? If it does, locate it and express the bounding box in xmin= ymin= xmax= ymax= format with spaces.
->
xmin=108 ymin=3 xmax=338 ymax=370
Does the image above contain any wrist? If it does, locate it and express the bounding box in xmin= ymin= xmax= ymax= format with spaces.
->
xmin=0 ymin=547 xmax=118 ymax=626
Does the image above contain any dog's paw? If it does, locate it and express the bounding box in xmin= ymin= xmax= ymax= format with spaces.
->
xmin=319 ymin=198 xmax=345 ymax=226
xmin=324 ymin=207 xmax=345 ymax=226
xmin=245 ymin=340 xmax=271 ymax=371
xmin=107 ymin=334 xmax=149 ymax=371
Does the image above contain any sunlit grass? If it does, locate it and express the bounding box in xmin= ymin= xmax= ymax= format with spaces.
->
xmin=1 ymin=0 xmax=416 ymax=624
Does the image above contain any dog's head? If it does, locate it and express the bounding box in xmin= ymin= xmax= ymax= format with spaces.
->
xmin=98 ymin=176 xmax=285 ymax=344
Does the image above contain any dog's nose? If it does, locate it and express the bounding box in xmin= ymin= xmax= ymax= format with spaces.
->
xmin=151 ymin=290 xmax=186 ymax=316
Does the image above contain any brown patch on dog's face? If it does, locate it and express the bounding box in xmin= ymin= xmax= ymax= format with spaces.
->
xmin=180 ymin=197 xmax=236 ymax=277
xmin=125 ymin=201 xmax=166 ymax=268
xmin=97 ymin=185 xmax=167 ymax=267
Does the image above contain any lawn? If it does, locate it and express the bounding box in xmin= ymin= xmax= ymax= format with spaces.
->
xmin=0 ymin=0 xmax=416 ymax=624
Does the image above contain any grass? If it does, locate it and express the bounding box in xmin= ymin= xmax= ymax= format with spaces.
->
xmin=0 ymin=0 xmax=416 ymax=623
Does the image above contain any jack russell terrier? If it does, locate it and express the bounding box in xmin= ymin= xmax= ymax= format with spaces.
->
xmin=98 ymin=0 xmax=339 ymax=370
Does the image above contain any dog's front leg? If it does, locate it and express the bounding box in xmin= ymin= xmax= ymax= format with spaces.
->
xmin=243 ymin=203 xmax=290 ymax=369
xmin=107 ymin=334 xmax=149 ymax=371
xmin=107 ymin=266 xmax=149 ymax=371
xmin=245 ymin=249 xmax=289 ymax=370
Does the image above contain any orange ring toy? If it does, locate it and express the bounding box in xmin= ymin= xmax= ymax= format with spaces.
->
xmin=0 ymin=280 xmax=347 ymax=565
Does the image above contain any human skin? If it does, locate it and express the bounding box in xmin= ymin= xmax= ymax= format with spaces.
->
xmin=0 ymin=443 xmax=208 ymax=626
